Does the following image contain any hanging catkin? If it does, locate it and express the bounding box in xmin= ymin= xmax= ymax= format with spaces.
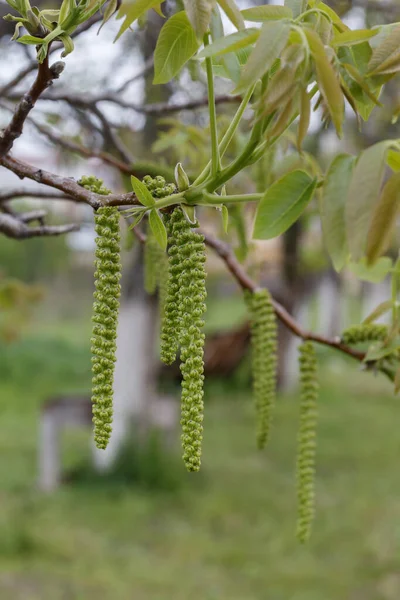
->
xmin=341 ymin=323 xmax=388 ymax=345
xmin=175 ymin=212 xmax=207 ymax=472
xmin=91 ymin=206 xmax=121 ymax=449
xmin=246 ymin=288 xmax=278 ymax=449
xmin=296 ymin=341 xmax=319 ymax=543
xmin=160 ymin=210 xmax=182 ymax=365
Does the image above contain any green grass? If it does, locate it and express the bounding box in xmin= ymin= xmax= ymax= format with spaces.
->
xmin=0 ymin=333 xmax=400 ymax=599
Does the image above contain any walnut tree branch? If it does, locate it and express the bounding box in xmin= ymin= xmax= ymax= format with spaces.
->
xmin=0 ymin=56 xmax=65 ymax=157
xmin=0 ymin=213 xmax=79 ymax=239
xmin=201 ymin=231 xmax=366 ymax=364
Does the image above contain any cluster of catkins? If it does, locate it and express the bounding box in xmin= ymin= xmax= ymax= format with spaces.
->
xmin=142 ymin=175 xmax=176 ymax=198
xmin=160 ymin=207 xmax=207 ymax=472
xmin=87 ymin=170 xmax=324 ymax=543
xmin=341 ymin=323 xmax=388 ymax=345
xmin=91 ymin=206 xmax=121 ymax=449
xmin=78 ymin=175 xmax=111 ymax=196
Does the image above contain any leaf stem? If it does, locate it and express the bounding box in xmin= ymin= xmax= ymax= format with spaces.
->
xmin=193 ymin=83 xmax=256 ymax=186
xmin=204 ymin=32 xmax=221 ymax=178
xmin=202 ymin=192 xmax=262 ymax=204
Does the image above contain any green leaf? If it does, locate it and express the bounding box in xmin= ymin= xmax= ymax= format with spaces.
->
xmin=285 ymin=0 xmax=306 ymax=18
xmin=364 ymin=338 xmax=400 ymax=362
xmin=230 ymin=204 xmax=248 ymax=262
xmin=297 ymin=88 xmax=310 ymax=152
xmin=221 ymin=204 xmax=229 ymax=233
xmin=368 ymin=24 xmax=400 ymax=74
xmin=366 ymin=172 xmax=400 ymax=265
xmin=153 ymin=11 xmax=200 ymax=84
xmin=345 ymin=141 xmax=392 ymax=261
xmin=130 ymin=175 xmax=155 ymax=207
xmin=149 ymin=209 xmax=167 ymax=250
xmin=305 ymin=28 xmax=344 ymax=136
xmin=241 ymin=5 xmax=292 ymax=21
xmin=197 ymin=28 xmax=258 ymax=59
xmin=387 ymin=149 xmax=400 ymax=172
xmin=348 ymin=257 xmax=393 ymax=283
xmin=59 ymin=34 xmax=74 ymax=57
xmin=17 ymin=34 xmax=45 ymax=44
xmin=332 ymin=29 xmax=379 ymax=48
xmin=253 ymin=170 xmax=316 ymax=240
xmin=320 ymin=154 xmax=355 ymax=272
xmin=363 ymin=300 xmax=393 ymax=324
xmin=183 ymin=0 xmax=214 ymax=40
xmin=209 ymin=4 xmax=241 ymax=84
xmin=115 ymin=0 xmax=161 ymax=41
xmin=234 ymin=20 xmax=290 ymax=94
xmin=308 ymin=0 xmax=348 ymax=32
xmin=217 ymin=0 xmax=244 ymax=30
xmin=98 ymin=0 xmax=118 ymax=33
xmin=128 ymin=209 xmax=146 ymax=229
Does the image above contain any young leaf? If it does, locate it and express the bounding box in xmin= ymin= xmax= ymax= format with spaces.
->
xmin=285 ymin=0 xmax=306 ymax=18
xmin=197 ymin=28 xmax=258 ymax=59
xmin=253 ymin=170 xmax=316 ymax=240
xmin=115 ymin=0 xmax=161 ymax=40
xmin=348 ymin=257 xmax=393 ymax=283
xmin=367 ymin=24 xmax=400 ymax=74
xmin=98 ymin=0 xmax=118 ymax=33
xmin=297 ymin=88 xmax=311 ymax=152
xmin=234 ymin=20 xmax=290 ymax=94
xmin=217 ymin=0 xmax=244 ymax=30
xmin=363 ymin=300 xmax=393 ymax=324
xmin=149 ymin=209 xmax=167 ymax=250
xmin=332 ymin=29 xmax=379 ymax=48
xmin=153 ymin=12 xmax=200 ymax=84
xmin=221 ymin=204 xmax=229 ymax=233
xmin=131 ymin=175 xmax=155 ymax=207
xmin=183 ymin=0 xmax=214 ymax=40
xmin=241 ymin=5 xmax=292 ymax=21
xmin=210 ymin=4 xmax=241 ymax=84
xmin=345 ymin=141 xmax=391 ymax=261
xmin=17 ymin=34 xmax=45 ymax=44
xmin=366 ymin=172 xmax=400 ymax=265
xmin=387 ymin=149 xmax=400 ymax=172
xmin=305 ymin=28 xmax=344 ymax=136
xmin=320 ymin=154 xmax=355 ymax=272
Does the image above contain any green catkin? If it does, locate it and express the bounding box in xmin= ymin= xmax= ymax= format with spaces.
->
xmin=296 ymin=341 xmax=319 ymax=543
xmin=341 ymin=323 xmax=388 ymax=345
xmin=175 ymin=211 xmax=207 ymax=472
xmin=91 ymin=206 xmax=121 ymax=450
xmin=160 ymin=210 xmax=184 ymax=365
xmin=246 ymin=289 xmax=278 ymax=449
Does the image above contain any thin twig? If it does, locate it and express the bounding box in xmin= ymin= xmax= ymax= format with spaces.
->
xmin=0 ymin=213 xmax=79 ymax=239
xmin=0 ymin=56 xmax=65 ymax=157
xmin=7 ymin=90 xmax=242 ymax=115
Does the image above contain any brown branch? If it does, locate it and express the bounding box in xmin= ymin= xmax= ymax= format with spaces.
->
xmin=7 ymin=90 xmax=241 ymax=115
xmin=0 ymin=154 xmax=102 ymax=207
xmin=0 ymin=213 xmax=79 ymax=239
xmin=0 ymin=188 xmax=70 ymax=203
xmin=0 ymin=154 xmax=140 ymax=208
xmin=0 ymin=56 xmax=65 ymax=157
xmin=201 ymin=231 xmax=366 ymax=363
